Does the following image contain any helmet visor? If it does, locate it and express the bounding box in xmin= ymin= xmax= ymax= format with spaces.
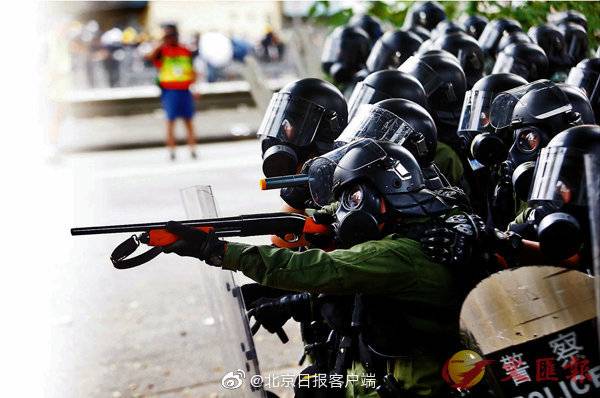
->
xmin=490 ymin=80 xmax=571 ymax=130
xmin=478 ymin=26 xmax=501 ymax=52
xmin=566 ymin=67 xmax=600 ymax=105
xmin=366 ymin=40 xmax=402 ymax=72
xmin=529 ymin=147 xmax=587 ymax=207
xmin=459 ymin=89 xmax=495 ymax=131
xmin=491 ymin=51 xmax=529 ymax=78
xmin=338 ymin=105 xmax=416 ymax=145
xmin=257 ymin=92 xmax=327 ymax=146
xmin=398 ymin=56 xmax=444 ymax=96
xmin=307 ymin=138 xmax=387 ymax=206
xmin=347 ymin=82 xmax=390 ymax=121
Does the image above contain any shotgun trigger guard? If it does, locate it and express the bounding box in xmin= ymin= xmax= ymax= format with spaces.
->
xmin=281 ymin=233 xmax=300 ymax=243
xmin=110 ymin=234 xmax=162 ymax=269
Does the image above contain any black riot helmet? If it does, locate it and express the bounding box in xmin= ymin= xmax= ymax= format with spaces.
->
xmin=557 ymin=83 xmax=596 ymax=125
xmin=321 ymin=26 xmax=372 ymax=85
xmin=399 ymin=51 xmax=467 ymax=130
xmin=430 ymin=32 xmax=485 ymax=88
xmin=489 ymin=80 xmax=593 ymax=190
xmin=430 ymin=20 xmax=464 ymax=41
xmin=403 ymin=1 xmax=446 ymax=31
xmin=490 ymin=80 xmax=592 ymax=137
xmin=258 ymin=78 xmax=348 ymax=177
xmin=327 ymin=139 xmax=448 ymax=245
xmin=478 ymin=18 xmax=522 ymax=58
xmin=528 ymin=24 xmax=573 ymax=73
xmin=497 ymin=31 xmax=532 ymax=54
xmin=338 ymin=98 xmax=438 ymax=166
xmin=557 ymin=22 xmax=589 ymax=65
xmin=548 ymin=10 xmax=588 ymax=31
xmin=528 ymin=124 xmax=600 ymax=260
xmin=459 ymin=14 xmax=489 ymax=40
xmin=349 ymin=14 xmax=383 ymax=42
xmin=566 ymin=58 xmax=600 ymax=121
xmin=366 ymin=30 xmax=423 ymax=73
xmin=408 ymin=25 xmax=432 ymax=42
xmin=492 ymin=42 xmax=549 ymax=82
xmin=331 ymin=139 xmax=449 ymax=245
xmin=458 ymin=73 xmax=528 ymax=165
xmin=347 ymin=70 xmax=429 ymax=120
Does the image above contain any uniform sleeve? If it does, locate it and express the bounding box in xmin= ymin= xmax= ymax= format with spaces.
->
xmin=434 ymin=141 xmax=464 ymax=187
xmin=222 ymin=238 xmax=455 ymax=303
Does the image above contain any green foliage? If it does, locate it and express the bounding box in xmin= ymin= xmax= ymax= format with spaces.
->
xmin=309 ymin=1 xmax=600 ymax=52
xmin=473 ymin=1 xmax=600 ymax=49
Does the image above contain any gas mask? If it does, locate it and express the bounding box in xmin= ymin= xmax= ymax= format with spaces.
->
xmin=261 ymin=137 xmax=301 ymax=177
xmin=334 ymin=183 xmax=387 ymax=247
xmin=528 ymin=145 xmax=589 ymax=260
xmin=507 ymin=126 xmax=547 ymax=196
xmin=258 ymin=91 xmax=342 ymax=177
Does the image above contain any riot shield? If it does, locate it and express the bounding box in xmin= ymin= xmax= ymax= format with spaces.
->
xmin=584 ymin=153 xmax=600 ymax=354
xmin=181 ymin=185 xmax=265 ymax=397
xmin=460 ymin=266 xmax=598 ymax=397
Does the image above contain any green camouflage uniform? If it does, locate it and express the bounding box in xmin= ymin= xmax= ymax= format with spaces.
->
xmin=222 ymin=234 xmax=462 ymax=396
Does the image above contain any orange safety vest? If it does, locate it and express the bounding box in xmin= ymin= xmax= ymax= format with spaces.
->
xmin=155 ymin=45 xmax=194 ymax=90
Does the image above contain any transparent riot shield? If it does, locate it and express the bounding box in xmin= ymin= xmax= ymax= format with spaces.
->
xmin=181 ymin=185 xmax=265 ymax=397
xmin=584 ymin=153 xmax=600 ymax=354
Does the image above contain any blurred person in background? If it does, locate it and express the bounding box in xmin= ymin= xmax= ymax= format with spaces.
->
xmin=100 ymin=27 xmax=124 ymax=87
xmin=259 ymin=24 xmax=284 ymax=62
xmin=145 ymin=23 xmax=198 ymax=161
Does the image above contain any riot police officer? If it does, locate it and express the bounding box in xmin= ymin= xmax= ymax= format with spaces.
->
xmin=163 ymin=139 xmax=463 ymax=398
xmin=528 ymin=24 xmax=573 ymax=78
xmin=517 ymin=124 xmax=600 ymax=262
xmin=458 ymin=73 xmax=528 ymax=164
xmin=488 ymin=79 xmax=595 ymax=227
xmin=492 ymin=42 xmax=549 ymax=81
xmin=258 ymin=78 xmax=348 ymax=179
xmin=478 ymin=18 xmax=522 ymax=60
xmin=408 ymin=24 xmax=432 ymax=42
xmin=403 ymin=1 xmax=446 ymax=31
xmin=429 ymin=20 xmax=464 ymax=41
xmin=456 ymin=73 xmax=528 ymax=215
xmin=347 ymin=69 xmax=429 ymax=120
xmin=337 ymin=98 xmax=448 ymax=190
xmin=364 ymin=30 xmax=423 ymax=73
xmin=566 ymin=58 xmax=600 ymax=121
xmin=547 ymin=9 xmax=587 ymax=31
xmin=496 ymin=30 xmax=532 ymax=54
xmin=557 ymin=22 xmax=589 ymax=65
xmin=399 ymin=51 xmax=467 ymax=186
xmin=399 ymin=51 xmax=466 ymax=140
xmin=427 ymin=32 xmax=485 ymax=88
xmin=321 ymin=26 xmax=372 ymax=87
xmin=349 ymin=13 xmax=384 ymax=42
xmin=459 ymin=14 xmax=488 ymax=40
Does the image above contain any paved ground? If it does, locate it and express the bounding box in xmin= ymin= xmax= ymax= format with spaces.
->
xmin=58 ymin=106 xmax=263 ymax=152
xmin=48 ymin=140 xmax=304 ymax=398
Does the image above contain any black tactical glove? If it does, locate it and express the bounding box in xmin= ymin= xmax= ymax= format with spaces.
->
xmin=280 ymin=185 xmax=313 ymax=211
xmin=162 ymin=221 xmax=226 ymax=266
xmin=491 ymin=161 xmax=517 ymax=229
xmin=420 ymin=213 xmax=488 ymax=267
xmin=247 ymin=292 xmax=312 ymax=344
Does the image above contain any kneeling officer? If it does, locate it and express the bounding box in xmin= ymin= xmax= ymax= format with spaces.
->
xmin=163 ymin=139 xmax=463 ymax=397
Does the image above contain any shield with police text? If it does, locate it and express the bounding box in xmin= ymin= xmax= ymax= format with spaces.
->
xmin=460 ymin=266 xmax=599 ymax=397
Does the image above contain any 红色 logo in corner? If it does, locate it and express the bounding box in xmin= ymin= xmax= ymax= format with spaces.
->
xmin=442 ymin=350 xmax=494 ymax=389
